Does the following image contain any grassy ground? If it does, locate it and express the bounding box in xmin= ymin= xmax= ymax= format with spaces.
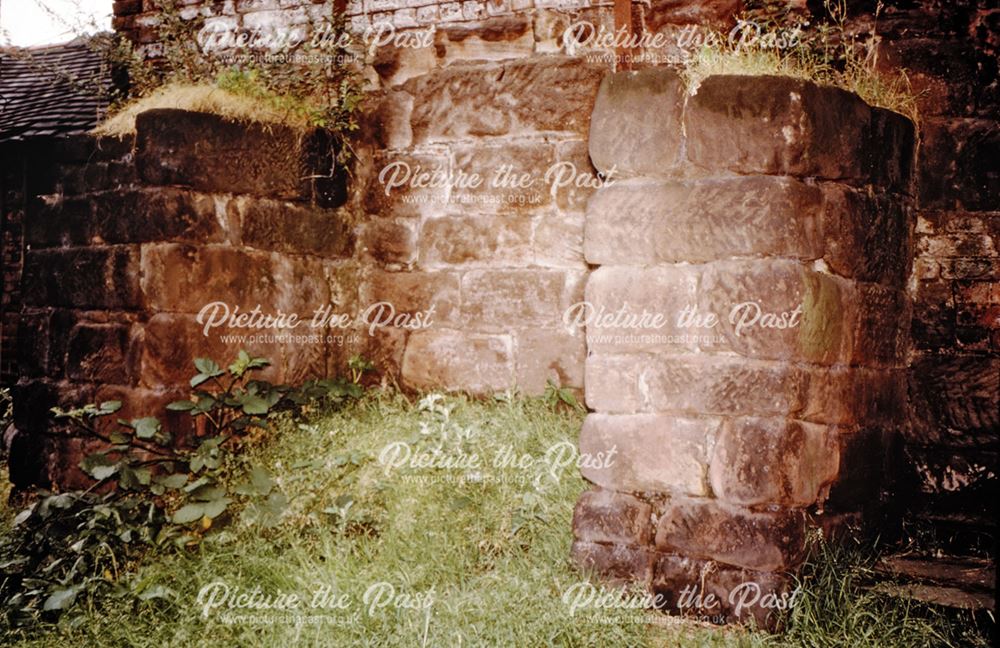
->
xmin=1 ymin=392 xmax=989 ymax=647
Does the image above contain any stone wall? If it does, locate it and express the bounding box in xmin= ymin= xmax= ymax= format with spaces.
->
xmin=12 ymin=111 xmax=358 ymax=488
xmin=856 ymin=0 xmax=999 ymax=550
xmin=570 ymin=68 xmax=916 ymax=626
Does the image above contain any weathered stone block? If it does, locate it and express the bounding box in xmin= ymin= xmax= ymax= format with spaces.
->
xmin=850 ymin=284 xmax=910 ymax=367
xmin=918 ymin=118 xmax=999 ymax=211
xmin=461 ymin=269 xmax=583 ymax=330
xmin=578 ymin=413 xmax=717 ymax=496
xmin=572 ymin=488 xmax=653 ymax=545
xmin=513 ymin=327 xmax=585 ymax=395
xmin=22 ymin=247 xmax=142 ymax=310
xmin=654 ymin=498 xmax=808 ymax=572
xmin=583 ymin=265 xmax=698 ymax=354
xmin=403 ymin=57 xmax=606 ymax=142
xmin=585 ymin=176 xmax=825 ymax=265
xmin=533 ymin=209 xmax=586 ymax=268
xmin=570 ymin=540 xmax=654 ymax=587
xmin=907 ymin=355 xmax=999 ymax=447
xmin=365 ymin=150 xmax=451 ymax=219
xmin=66 ymin=323 xmax=138 ymax=385
xmin=236 ymin=197 xmax=354 ymax=258
xmin=135 ymin=109 xmax=346 ymax=205
xmin=698 ymin=260 xmax=854 ymax=365
xmin=139 ymin=243 xmax=281 ymax=313
xmin=685 ymin=76 xmax=876 ymax=184
xmin=449 ymin=141 xmax=555 ymax=212
xmin=418 ymin=214 xmax=533 ymax=268
xmin=361 ymin=270 xmax=460 ymax=325
xmin=589 ymin=67 xmax=686 ymax=177
xmin=709 ymin=417 xmax=839 ymax=508
xmin=401 ymin=329 xmax=514 ymax=393
xmin=360 ymin=218 xmax=419 ymax=265
xmin=820 ymin=184 xmax=911 ymax=287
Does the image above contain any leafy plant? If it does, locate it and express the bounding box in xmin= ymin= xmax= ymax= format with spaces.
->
xmin=0 ymin=351 xmax=364 ymax=628
xmin=542 ymin=379 xmax=584 ymax=413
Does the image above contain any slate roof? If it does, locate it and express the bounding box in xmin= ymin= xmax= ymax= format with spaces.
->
xmin=0 ymin=38 xmax=109 ymax=142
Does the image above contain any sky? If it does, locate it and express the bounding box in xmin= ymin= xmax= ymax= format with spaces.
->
xmin=0 ymin=0 xmax=111 ymax=47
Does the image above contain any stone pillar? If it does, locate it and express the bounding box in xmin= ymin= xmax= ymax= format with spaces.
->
xmin=571 ymin=69 xmax=916 ymax=627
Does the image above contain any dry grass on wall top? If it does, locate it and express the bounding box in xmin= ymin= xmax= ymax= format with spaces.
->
xmin=92 ymin=83 xmax=315 ymax=137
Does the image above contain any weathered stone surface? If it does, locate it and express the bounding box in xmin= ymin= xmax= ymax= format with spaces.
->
xmin=22 ymin=246 xmax=142 ymax=310
xmin=698 ymin=260 xmax=854 ymax=365
xmin=139 ymin=313 xmax=283 ymax=388
xmin=449 ymin=141 xmax=555 ymax=212
xmin=513 ymin=327 xmax=585 ymax=395
xmin=685 ymin=76 xmax=877 ymax=184
xmin=361 ymin=270 xmax=460 ymax=325
xmin=135 ymin=109 xmax=346 ymax=205
xmin=402 ymin=57 xmax=606 ymax=142
xmin=869 ymin=107 xmax=917 ymax=193
xmin=418 ymin=214 xmax=533 ymax=268
xmin=400 ymin=329 xmax=514 ymax=393
xmin=907 ymin=355 xmax=999 ymax=447
xmin=372 ymin=90 xmax=415 ymax=150
xmin=552 ymin=139 xmax=602 ymax=212
xmin=236 ymin=197 xmax=354 ymax=258
xmin=651 ymin=553 xmax=794 ymax=629
xmin=27 ymin=189 xmax=225 ymax=248
xmin=533 ymin=209 xmax=585 ymax=268
xmin=582 ymin=265 xmax=698 ymax=353
xmin=578 ymin=413 xmax=717 ymax=496
xmin=140 ymin=244 xmax=282 ymax=313
xmin=824 ymin=427 xmax=885 ymax=510
xmin=820 ymin=184 xmax=912 ymax=288
xmin=589 ymin=67 xmax=686 ymax=177
xmin=16 ymin=309 xmax=76 ymax=379
xmin=570 ymin=540 xmax=654 ymax=587
xmin=461 ymin=269 xmax=583 ymax=330
xmin=918 ymin=118 xmax=999 ymax=211
xmin=709 ymin=417 xmax=839 ymax=508
xmin=572 ymin=488 xmax=653 ymax=545
xmin=365 ymin=149 xmax=451 ymax=219
xmin=66 ymin=323 xmax=138 ymax=385
xmin=360 ymin=218 xmax=418 ymax=265
xmin=433 ymin=17 xmax=535 ymax=65
xmin=654 ymin=498 xmax=808 ymax=572
xmin=850 ymin=283 xmax=910 ymax=367
xmin=585 ymin=176 xmax=825 ymax=265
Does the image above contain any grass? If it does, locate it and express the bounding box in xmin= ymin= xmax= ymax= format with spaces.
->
xmin=0 ymin=391 xmax=989 ymax=646
xmin=93 ymin=82 xmax=316 ymax=138
xmin=680 ymin=3 xmax=921 ymax=124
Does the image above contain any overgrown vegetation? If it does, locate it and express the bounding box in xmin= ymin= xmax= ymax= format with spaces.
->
xmin=681 ymin=0 xmax=920 ymax=123
xmin=91 ymin=0 xmax=366 ymax=150
xmin=0 ymin=387 xmax=989 ymax=646
xmin=0 ymin=351 xmax=368 ymax=632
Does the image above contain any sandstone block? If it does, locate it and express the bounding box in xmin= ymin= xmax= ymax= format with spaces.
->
xmin=22 ymin=247 xmax=142 ymax=310
xmin=237 ymin=197 xmax=354 ymax=258
xmin=589 ymin=67 xmax=686 ymax=177
xmin=449 ymin=141 xmax=555 ymax=212
xmin=139 ymin=243 xmax=281 ymax=313
xmin=684 ymin=75 xmax=875 ymax=183
xmin=418 ymin=214 xmax=533 ymax=268
xmin=585 ymin=176 xmax=825 ymax=265
xmin=401 ymin=329 xmax=514 ymax=393
xmin=361 ymin=270 xmax=460 ymax=325
xmin=365 ymin=150 xmax=451 ymax=219
xmin=461 ymin=269 xmax=583 ymax=330
xmin=533 ymin=209 xmax=586 ymax=268
xmin=66 ymin=323 xmax=138 ymax=385
xmin=654 ymin=497 xmax=808 ymax=572
xmin=360 ymin=218 xmax=419 ymax=265
xmin=698 ymin=260 xmax=854 ymax=365
xmin=572 ymin=488 xmax=653 ymax=545
xmin=709 ymin=417 xmax=839 ymax=508
xmin=403 ymin=57 xmax=606 ymax=142
xmin=578 ymin=413 xmax=717 ymax=496
xmin=570 ymin=540 xmax=655 ymax=587
xmin=513 ymin=328 xmax=585 ymax=395
xmin=583 ymin=265 xmax=698 ymax=354
xmin=135 ymin=109 xmax=346 ymax=206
